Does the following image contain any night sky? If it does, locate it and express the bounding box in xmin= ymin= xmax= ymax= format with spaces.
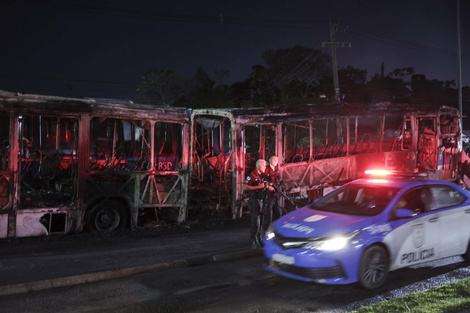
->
xmin=1 ymin=0 xmax=468 ymax=100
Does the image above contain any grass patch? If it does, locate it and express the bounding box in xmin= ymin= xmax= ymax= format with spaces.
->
xmin=351 ymin=277 xmax=470 ymax=313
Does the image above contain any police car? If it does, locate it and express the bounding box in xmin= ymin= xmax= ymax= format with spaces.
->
xmin=263 ymin=170 xmax=470 ymax=289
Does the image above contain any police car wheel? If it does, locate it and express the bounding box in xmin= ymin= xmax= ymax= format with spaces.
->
xmin=462 ymin=241 xmax=470 ymax=262
xmin=359 ymin=245 xmax=389 ymax=289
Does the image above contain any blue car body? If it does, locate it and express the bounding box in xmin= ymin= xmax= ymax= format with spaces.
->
xmin=263 ymin=175 xmax=470 ymax=288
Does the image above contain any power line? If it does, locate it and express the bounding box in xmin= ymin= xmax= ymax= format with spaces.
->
xmin=7 ymin=0 xmax=466 ymax=58
xmin=4 ymin=0 xmax=467 ymax=98
xmin=273 ymin=46 xmax=331 ymax=87
xmin=6 ymin=0 xmax=466 ymax=56
xmin=10 ymin=0 xmax=466 ymax=58
xmin=340 ymin=20 xmax=469 ymax=58
xmin=10 ymin=0 xmax=328 ymax=28
xmin=0 ymin=74 xmax=138 ymax=87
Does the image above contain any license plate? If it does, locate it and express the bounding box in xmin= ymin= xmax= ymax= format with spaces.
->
xmin=272 ymin=253 xmax=294 ymax=265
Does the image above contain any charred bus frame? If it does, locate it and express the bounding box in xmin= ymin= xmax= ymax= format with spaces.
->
xmin=190 ymin=103 xmax=461 ymax=218
xmin=0 ymin=91 xmax=190 ymax=238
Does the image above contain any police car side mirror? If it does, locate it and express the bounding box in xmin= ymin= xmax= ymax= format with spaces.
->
xmin=395 ymin=208 xmax=417 ymax=219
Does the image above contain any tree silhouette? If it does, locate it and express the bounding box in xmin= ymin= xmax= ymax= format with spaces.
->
xmin=135 ymin=46 xmax=467 ymax=113
xmin=174 ymin=68 xmax=233 ymax=108
xmin=135 ymin=70 xmax=189 ymax=106
xmin=258 ymin=45 xmax=332 ymax=106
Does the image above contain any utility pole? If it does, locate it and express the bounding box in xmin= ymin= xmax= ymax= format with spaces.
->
xmin=457 ymin=0 xmax=463 ymax=132
xmin=322 ymin=19 xmax=351 ymax=103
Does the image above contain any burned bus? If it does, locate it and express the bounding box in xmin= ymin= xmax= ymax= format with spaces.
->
xmin=190 ymin=103 xmax=461 ymax=219
xmin=0 ymin=91 xmax=190 ymax=238
xmin=0 ymin=90 xmax=462 ymax=238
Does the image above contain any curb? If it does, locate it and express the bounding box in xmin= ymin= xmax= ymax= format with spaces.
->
xmin=0 ymin=248 xmax=263 ymax=296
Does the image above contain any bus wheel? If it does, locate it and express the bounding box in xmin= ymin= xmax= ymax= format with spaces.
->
xmin=87 ymin=200 xmax=127 ymax=232
xmin=359 ymin=245 xmax=389 ymax=289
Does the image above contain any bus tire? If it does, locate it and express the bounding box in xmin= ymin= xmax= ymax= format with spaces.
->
xmin=87 ymin=199 xmax=128 ymax=233
xmin=359 ymin=245 xmax=389 ymax=289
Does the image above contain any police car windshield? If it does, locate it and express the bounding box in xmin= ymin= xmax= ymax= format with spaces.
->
xmin=310 ymin=185 xmax=399 ymax=216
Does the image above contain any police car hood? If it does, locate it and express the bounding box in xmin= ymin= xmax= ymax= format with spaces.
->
xmin=274 ymin=206 xmax=369 ymax=238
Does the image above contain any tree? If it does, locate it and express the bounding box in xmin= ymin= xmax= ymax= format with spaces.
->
xmin=135 ymin=70 xmax=189 ymax=106
xmin=410 ymin=74 xmax=457 ymax=106
xmin=249 ymin=45 xmax=332 ymax=106
xmin=366 ymin=66 xmax=412 ymax=103
xmin=135 ymin=47 xmax=468 ymax=110
xmin=338 ymin=65 xmax=368 ymax=103
xmin=174 ymin=68 xmax=233 ymax=108
xmin=227 ymin=64 xmax=286 ymax=108
xmin=229 ymin=79 xmax=256 ymax=108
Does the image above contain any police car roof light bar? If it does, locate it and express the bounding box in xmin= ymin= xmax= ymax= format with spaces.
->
xmin=364 ymin=169 xmax=392 ymax=176
xmin=365 ymin=169 xmax=427 ymax=179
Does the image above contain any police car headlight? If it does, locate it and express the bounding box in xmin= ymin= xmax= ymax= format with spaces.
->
xmin=312 ymin=237 xmax=348 ymax=251
xmin=265 ymin=224 xmax=275 ymax=240
xmin=305 ymin=230 xmax=361 ymax=251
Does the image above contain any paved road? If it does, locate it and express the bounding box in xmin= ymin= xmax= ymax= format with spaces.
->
xmin=1 ymin=217 xmax=470 ymax=313
xmin=0 ymin=218 xmax=256 ymax=294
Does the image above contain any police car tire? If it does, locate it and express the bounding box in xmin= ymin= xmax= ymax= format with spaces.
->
xmin=462 ymin=241 xmax=470 ymax=262
xmin=359 ymin=245 xmax=389 ymax=289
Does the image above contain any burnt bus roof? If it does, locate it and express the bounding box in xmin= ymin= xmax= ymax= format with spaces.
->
xmin=1 ymin=90 xmax=458 ymax=123
xmin=0 ymin=90 xmax=189 ymax=122
xmin=192 ymin=102 xmax=459 ymax=125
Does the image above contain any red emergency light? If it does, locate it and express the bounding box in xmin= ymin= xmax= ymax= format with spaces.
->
xmin=364 ymin=169 xmax=392 ymax=177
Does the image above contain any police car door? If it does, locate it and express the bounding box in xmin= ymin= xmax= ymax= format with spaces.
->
xmin=388 ymin=186 xmax=440 ymax=269
xmin=428 ymin=184 xmax=467 ymax=257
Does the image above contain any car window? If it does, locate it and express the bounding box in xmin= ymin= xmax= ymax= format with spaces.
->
xmin=429 ymin=185 xmax=465 ymax=210
xmin=310 ymin=185 xmax=399 ymax=216
xmin=393 ymin=187 xmax=428 ymax=214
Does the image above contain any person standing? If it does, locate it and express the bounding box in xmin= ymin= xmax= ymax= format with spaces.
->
xmin=244 ymin=159 xmax=273 ymax=248
xmin=264 ymin=156 xmax=283 ymax=225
